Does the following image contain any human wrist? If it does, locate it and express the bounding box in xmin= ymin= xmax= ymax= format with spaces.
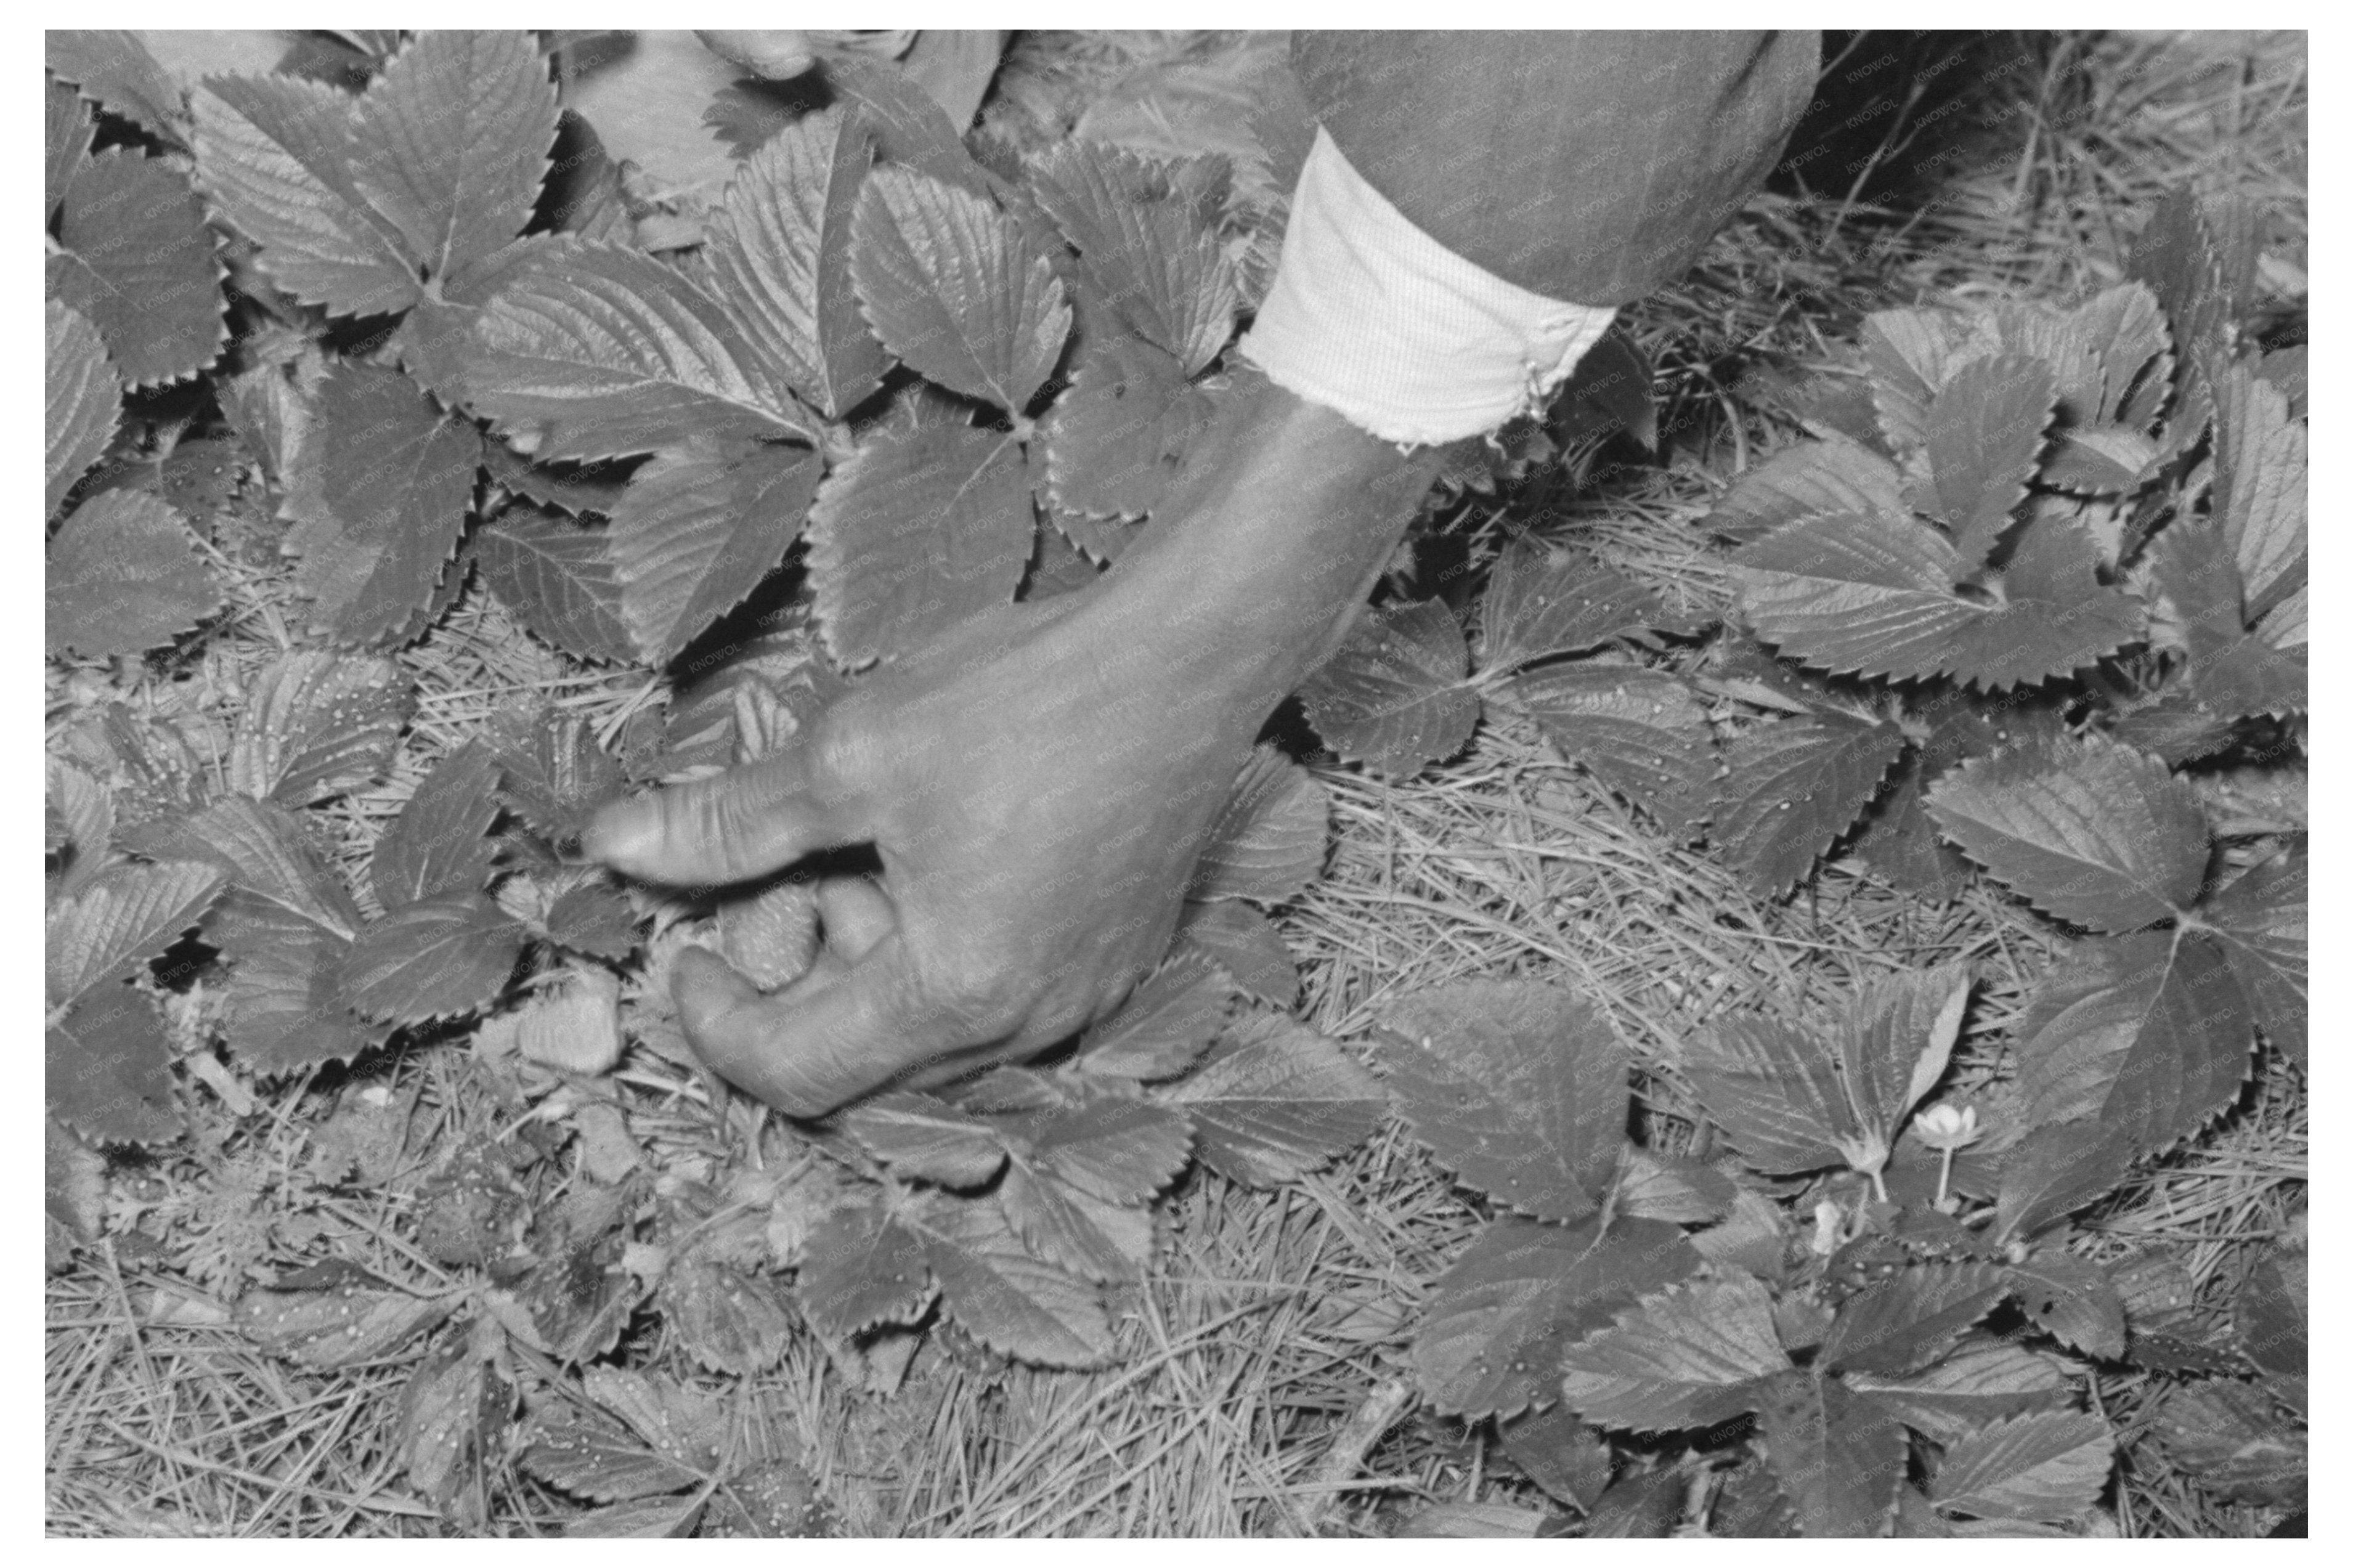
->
xmin=1097 ymin=370 xmax=1442 ymax=716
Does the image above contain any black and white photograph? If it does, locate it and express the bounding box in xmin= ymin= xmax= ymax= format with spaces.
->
xmin=41 ymin=21 xmax=2311 ymax=1540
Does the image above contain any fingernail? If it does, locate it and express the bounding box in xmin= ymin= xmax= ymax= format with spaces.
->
xmin=673 ymin=945 xmax=758 ymax=1032
xmin=578 ymin=798 xmax=649 ymax=869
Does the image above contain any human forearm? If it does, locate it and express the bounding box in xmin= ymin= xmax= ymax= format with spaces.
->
xmin=1092 ymin=370 xmax=1444 ymax=723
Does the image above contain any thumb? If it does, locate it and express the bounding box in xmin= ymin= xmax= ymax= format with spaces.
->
xmin=672 ymin=939 xmax=943 ymax=1119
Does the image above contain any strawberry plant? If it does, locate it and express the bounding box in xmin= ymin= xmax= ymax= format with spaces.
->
xmin=41 ymin=31 xmax=1416 ymax=1524
xmin=1376 ymin=962 xmax=2299 ymax=1536
xmin=1302 ymin=190 xmax=2304 ymax=904
xmin=1341 ymin=187 xmax=2301 ymax=1538
xmin=44 ymin=29 xmax=2301 ymax=1538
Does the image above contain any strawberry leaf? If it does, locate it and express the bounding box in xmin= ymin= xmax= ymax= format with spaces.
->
xmin=49 ymin=151 xmax=222 ymax=388
xmin=1680 ymin=1015 xmax=1851 ymax=1177
xmin=1174 ymin=898 xmax=1299 ymax=1009
xmin=2057 ymin=283 xmax=2172 ymax=427
xmin=1557 ymin=1272 xmax=1789 ymax=1432
xmin=1992 ymin=1121 xmax=2139 ymax=1246
xmin=47 ymin=987 xmax=181 ymax=1146
xmin=338 ymin=890 xmax=525 ymax=1024
xmin=2148 ymin=1381 xmax=2305 ymax=1509
xmin=851 ymin=166 xmax=1070 ymax=413
xmin=282 ymin=363 xmax=479 ymax=649
xmin=1836 ymin=965 xmax=1971 ymax=1154
xmin=1497 ymin=1405 xmax=1612 ymax=1514
xmin=237 ymin=1280 xmax=451 ymax=1371
xmin=807 ymin=423 xmax=1033 ymax=668
xmin=44 ymin=299 xmax=118 ymax=519
xmin=203 ymin=893 xmax=380 ymax=1074
xmin=192 ymin=74 xmax=418 ymax=317
xmin=1479 ymin=538 xmax=1701 ymax=671
xmin=2145 ymin=513 xmax=2249 ymax=665
xmin=2039 ymin=423 xmax=2160 ymax=495
xmin=1510 ymin=664 xmax=1717 ymax=831
xmin=1925 ymin=734 xmax=2207 ymax=930
xmin=1164 ymin=1012 xmax=1383 ymax=1187
xmin=346 ymin=31 xmax=556 ymax=288
xmin=583 ymin=1355 xmax=712 ymax=1452
xmin=1753 ymin=1370 xmax=1906 ymax=1538
xmin=46 ymin=760 xmax=113 ymax=900
xmin=998 ymin=1165 xmax=1149 ymax=1284
xmin=913 ymin=1192 xmax=1111 ymax=1369
xmin=46 ymin=859 xmax=225 ymax=1008
xmin=1931 ymin=1411 xmax=2112 ymax=1524
xmin=1554 ymin=323 xmax=1659 ymax=450
xmin=2189 ymin=636 xmax=2305 ymax=723
xmin=2127 ymin=189 xmax=2256 ymax=400
xmin=46 ymin=490 xmax=223 ymax=659
xmin=1018 ymin=1093 xmax=1193 ymax=1205
xmin=2007 ymin=1252 xmax=2126 ymax=1360
xmin=1842 ymin=1339 xmax=2068 ymax=1443
xmin=1859 ymin=306 xmax=2001 ymax=454
xmin=46 ymin=74 xmax=94 ymax=214
xmin=518 ymin=1409 xmax=704 ymax=1504
xmin=466 ymin=238 xmax=804 ymax=461
xmin=542 ymin=883 xmax=638 ymax=962
xmin=1818 ymin=1261 xmax=2010 ymax=1376
xmin=47 ymin=31 xmax=187 ymax=147
xmin=1733 ymin=509 xmax=2143 ymax=690
xmin=840 ymin=1092 xmax=1007 ymax=1188
xmin=2210 ymin=360 xmax=2306 ymax=617
xmin=1188 ymin=745 xmax=1328 ymax=904
xmin=2202 ymin=847 xmax=2305 ymax=1066
xmin=1378 ymin=979 xmax=1629 ymax=1222
xmin=1985 ymin=299 xmax=2108 ymax=429
xmin=794 ymin=1200 xmax=934 ymax=1339
xmin=705 ymin=106 xmax=885 ymax=421
xmin=120 ymin=797 xmax=360 ymax=939
xmin=1702 ymin=431 xmax=1907 ymax=545
xmin=1412 ymin=1215 xmax=1698 ymax=1421
xmin=519 ymin=1223 xmax=639 ymax=1368
xmin=1028 ymin=140 xmax=1238 ymax=375
xmin=821 ymin=55 xmax=994 ymax=197
xmin=1299 ymin=599 xmax=1478 ymax=778
xmin=1712 ymin=710 xmax=1907 ymax=898
xmin=373 ymin=741 xmax=503 ymax=908
xmin=2233 ymin=1245 xmax=2307 ymax=1413
xmin=475 ymin=509 xmax=634 ymax=665
xmin=1041 ymin=333 xmax=1213 ymax=527
xmin=606 ymin=439 xmax=822 ymax=665
xmin=1924 ymin=354 xmax=2054 ymax=572
xmin=1072 ymin=951 xmax=1231 ymax=1083
xmin=391 ymin=236 xmax=550 ymax=408
xmin=492 ymin=707 xmax=619 ymax=834
xmin=479 ymin=442 xmax=626 ymax=519
xmin=2014 ymin=930 xmax=2253 ymax=1156
xmin=227 ymin=649 xmax=412 ymax=806
xmin=661 ymin=1254 xmax=793 ymax=1376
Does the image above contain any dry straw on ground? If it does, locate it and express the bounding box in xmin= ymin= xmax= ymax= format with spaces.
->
xmin=46 ymin=29 xmax=2304 ymax=1537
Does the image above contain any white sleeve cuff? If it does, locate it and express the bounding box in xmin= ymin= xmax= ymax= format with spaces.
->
xmin=1236 ymin=127 xmax=1618 ymax=448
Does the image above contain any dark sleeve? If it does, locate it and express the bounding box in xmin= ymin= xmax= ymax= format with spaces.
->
xmin=1291 ymin=31 xmax=1819 ymax=305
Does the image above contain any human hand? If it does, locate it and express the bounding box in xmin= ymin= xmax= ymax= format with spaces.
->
xmin=587 ymin=376 xmax=1439 ymax=1118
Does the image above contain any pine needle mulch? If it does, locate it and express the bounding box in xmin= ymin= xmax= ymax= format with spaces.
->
xmin=46 ymin=30 xmax=2305 ymax=1537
